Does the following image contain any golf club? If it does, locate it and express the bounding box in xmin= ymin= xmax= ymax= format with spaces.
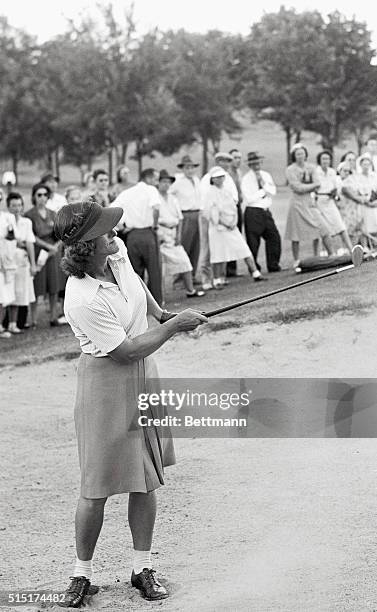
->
xmin=204 ymin=244 xmax=364 ymax=318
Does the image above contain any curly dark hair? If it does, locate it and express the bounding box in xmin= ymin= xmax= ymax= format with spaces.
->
xmin=61 ymin=240 xmax=96 ymax=278
xmin=56 ymin=199 xmax=97 ymax=278
xmin=316 ymin=150 xmax=333 ymax=166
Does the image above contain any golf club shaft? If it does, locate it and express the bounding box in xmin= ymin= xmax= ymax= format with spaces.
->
xmin=205 ymin=264 xmax=355 ymax=318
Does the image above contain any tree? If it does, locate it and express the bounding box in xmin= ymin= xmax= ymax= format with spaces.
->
xmin=308 ymin=12 xmax=377 ymax=152
xmin=35 ymin=29 xmax=110 ymax=181
xmin=243 ymin=7 xmax=330 ymax=164
xmin=162 ymin=30 xmax=243 ymax=173
xmin=242 ymin=7 xmax=377 ymax=160
xmin=0 ymin=18 xmax=41 ymax=179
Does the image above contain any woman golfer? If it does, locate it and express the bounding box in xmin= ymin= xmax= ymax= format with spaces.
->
xmin=54 ymin=198 xmax=207 ymax=607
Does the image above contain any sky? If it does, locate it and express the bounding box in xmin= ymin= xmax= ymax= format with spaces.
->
xmin=1 ymin=0 xmax=377 ymax=43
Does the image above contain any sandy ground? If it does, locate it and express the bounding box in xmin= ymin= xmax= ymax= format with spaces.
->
xmin=2 ymin=309 xmax=377 ymax=611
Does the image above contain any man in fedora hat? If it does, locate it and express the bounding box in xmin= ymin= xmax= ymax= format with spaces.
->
xmin=169 ymin=155 xmax=202 ymax=280
xmin=241 ymin=152 xmax=281 ymax=273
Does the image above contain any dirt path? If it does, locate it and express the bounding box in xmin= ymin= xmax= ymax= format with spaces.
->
xmin=2 ymin=310 xmax=377 ymax=611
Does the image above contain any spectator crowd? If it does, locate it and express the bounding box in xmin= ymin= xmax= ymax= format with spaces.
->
xmin=1 ymin=137 xmax=377 ymax=340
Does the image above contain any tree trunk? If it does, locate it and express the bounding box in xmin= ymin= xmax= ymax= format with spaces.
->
xmin=121 ymin=143 xmax=128 ymax=164
xmin=47 ymin=151 xmax=53 ymax=171
xmin=202 ymin=137 xmax=208 ymax=175
xmin=79 ymin=165 xmax=86 ymax=186
xmin=12 ymin=154 xmax=18 ymax=185
xmin=284 ymin=126 xmax=292 ymax=167
xmin=294 ymin=130 xmax=301 ymax=143
xmin=108 ymin=147 xmax=113 ymax=185
xmin=137 ymin=153 xmax=143 ymax=179
xmin=54 ymin=148 xmax=60 ymax=181
xmin=136 ymin=142 xmax=143 ymax=178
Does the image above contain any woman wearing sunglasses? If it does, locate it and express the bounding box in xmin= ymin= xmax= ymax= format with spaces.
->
xmin=24 ymin=183 xmax=65 ymax=326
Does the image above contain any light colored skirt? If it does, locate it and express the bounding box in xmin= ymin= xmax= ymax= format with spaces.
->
xmin=74 ymin=353 xmax=176 ymax=498
xmin=361 ymin=206 xmax=377 ymax=234
xmin=13 ymin=251 xmax=35 ymax=306
xmin=160 ymin=244 xmax=192 ymax=276
xmin=336 ymin=198 xmax=362 ymax=237
xmin=284 ymin=195 xmax=331 ymax=241
xmin=209 ymin=225 xmax=251 ymax=264
xmin=316 ymin=197 xmax=346 ymax=235
xmin=0 ymin=270 xmax=15 ymax=306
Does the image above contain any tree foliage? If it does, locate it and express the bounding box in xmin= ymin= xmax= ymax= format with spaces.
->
xmin=0 ymin=5 xmax=376 ymax=180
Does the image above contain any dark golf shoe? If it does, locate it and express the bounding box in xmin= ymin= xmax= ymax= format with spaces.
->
xmin=58 ymin=576 xmax=99 ymax=608
xmin=131 ymin=568 xmax=168 ymax=600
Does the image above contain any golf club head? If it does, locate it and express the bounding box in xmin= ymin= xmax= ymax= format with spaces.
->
xmin=351 ymin=244 xmax=364 ymax=268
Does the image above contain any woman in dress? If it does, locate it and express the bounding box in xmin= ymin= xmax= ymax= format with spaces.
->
xmin=157 ymin=170 xmax=204 ymax=298
xmin=340 ymin=151 xmax=357 ymax=174
xmin=207 ymin=167 xmax=264 ymax=286
xmin=336 ymin=161 xmax=363 ymax=245
xmin=54 ymin=199 xmax=206 ymax=606
xmin=92 ymin=169 xmax=114 ymax=207
xmin=0 ymin=208 xmax=17 ymax=339
xmin=6 ymin=192 xmax=37 ymax=334
xmin=342 ymin=154 xmax=377 ymax=246
xmin=313 ymin=151 xmax=353 ymax=252
xmin=284 ymin=144 xmax=335 ymax=267
xmin=24 ymin=183 xmax=65 ymax=327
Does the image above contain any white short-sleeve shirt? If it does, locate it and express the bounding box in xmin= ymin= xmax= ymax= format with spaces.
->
xmin=64 ymin=238 xmax=148 ymax=357
xmin=110 ymin=182 xmax=160 ymax=229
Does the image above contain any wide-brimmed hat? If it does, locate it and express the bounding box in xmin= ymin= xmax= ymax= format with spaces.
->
xmin=159 ymin=169 xmax=176 ymax=183
xmin=177 ymin=155 xmax=199 ymax=168
xmin=55 ymin=199 xmax=123 ymax=245
xmin=289 ymin=143 xmax=307 ymax=155
xmin=247 ymin=151 xmax=264 ymax=163
xmin=214 ymin=151 xmax=233 ymax=163
xmin=336 ymin=161 xmax=352 ymax=174
xmin=210 ymin=166 xmax=226 ymax=179
xmin=359 ymin=152 xmax=373 ymax=164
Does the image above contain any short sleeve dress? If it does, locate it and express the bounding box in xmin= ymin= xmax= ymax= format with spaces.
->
xmin=64 ymin=238 xmax=175 ymax=498
xmin=24 ymin=207 xmax=63 ymax=297
xmin=158 ymin=193 xmax=192 ymax=275
xmin=284 ymin=163 xmax=331 ymax=241
xmin=207 ymin=185 xmax=252 ymax=263
xmin=312 ymin=166 xmax=346 ymax=235
xmin=13 ymin=216 xmax=36 ymax=306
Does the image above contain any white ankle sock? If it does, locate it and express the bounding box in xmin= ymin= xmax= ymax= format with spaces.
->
xmin=73 ymin=557 xmax=93 ymax=580
xmin=252 ymin=270 xmax=261 ymax=278
xmin=133 ymin=550 xmax=152 ymax=574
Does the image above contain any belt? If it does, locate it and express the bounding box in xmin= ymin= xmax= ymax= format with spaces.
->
xmin=127 ymin=226 xmax=153 ymax=231
xmin=182 ymin=209 xmax=200 ymax=213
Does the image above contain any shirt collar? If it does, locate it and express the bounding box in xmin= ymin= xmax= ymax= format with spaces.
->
xmin=79 ymin=252 xmax=125 ymax=304
xmin=108 ymin=250 xmax=126 ymax=263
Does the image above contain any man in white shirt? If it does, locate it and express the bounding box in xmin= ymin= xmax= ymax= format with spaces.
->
xmin=111 ymin=168 xmax=162 ymax=305
xmin=241 ymin=152 xmax=281 ymax=273
xmin=41 ymin=173 xmax=67 ymax=213
xmin=169 ymin=155 xmax=202 ymax=279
